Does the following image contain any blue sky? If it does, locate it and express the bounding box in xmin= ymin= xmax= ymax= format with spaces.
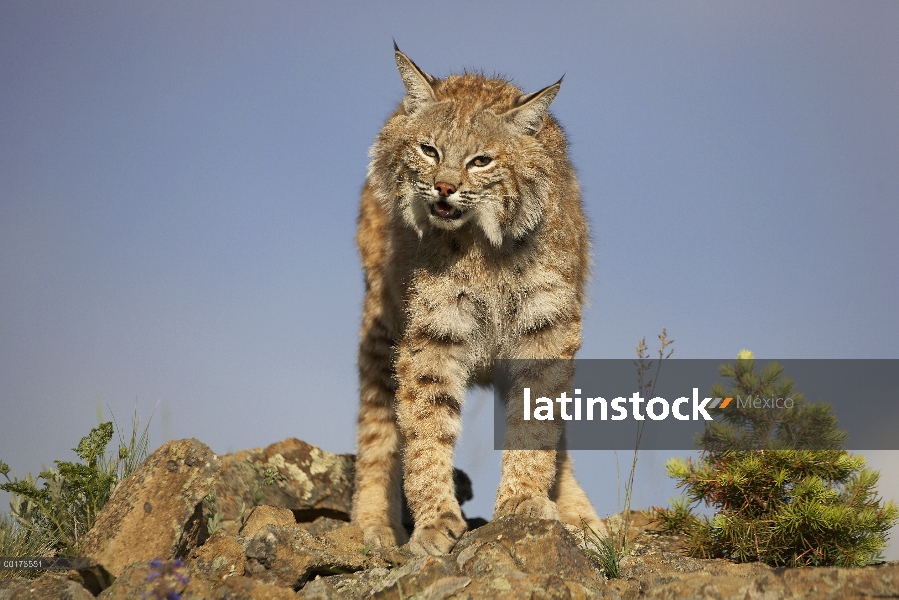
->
xmin=2 ymin=2 xmax=897 ymax=556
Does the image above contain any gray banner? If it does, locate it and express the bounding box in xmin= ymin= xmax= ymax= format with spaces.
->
xmin=493 ymin=359 xmax=899 ymax=450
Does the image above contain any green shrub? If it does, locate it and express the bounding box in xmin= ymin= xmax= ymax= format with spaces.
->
xmin=655 ymin=352 xmax=898 ymax=567
xmin=1 ymin=410 xmax=152 ymax=560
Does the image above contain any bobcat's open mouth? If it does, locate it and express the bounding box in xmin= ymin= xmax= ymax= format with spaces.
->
xmin=431 ymin=200 xmax=464 ymax=220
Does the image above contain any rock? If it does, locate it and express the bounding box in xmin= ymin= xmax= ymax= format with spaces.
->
xmin=62 ymin=438 xmax=899 ymax=599
xmin=454 ymin=515 xmax=602 ymax=582
xmin=608 ymin=558 xmax=899 ymax=599
xmin=238 ymin=505 xmax=296 ymax=539
xmin=602 ymin=510 xmax=899 ymax=600
xmin=182 ymin=574 xmax=298 ymax=600
xmin=96 ymin=559 xmax=190 ymax=599
xmin=299 ymin=515 xmax=351 ymax=536
xmin=214 ymin=439 xmax=475 ymax=530
xmin=298 ymin=510 xmax=899 ymax=599
xmin=367 ymin=555 xmax=458 ymax=599
xmin=189 ymin=531 xmax=246 ymax=582
xmin=243 ymin=523 xmax=388 ymax=590
xmin=764 ymin=563 xmax=899 ymax=599
xmin=296 ymin=576 xmax=346 ymax=599
xmin=0 ymin=573 xmax=94 ymax=600
xmin=75 ymin=438 xmax=220 ymax=591
xmin=351 ymin=516 xmax=607 ymax=599
xmin=319 ymin=522 xmax=365 ymax=548
xmin=215 ymin=438 xmax=355 ymax=522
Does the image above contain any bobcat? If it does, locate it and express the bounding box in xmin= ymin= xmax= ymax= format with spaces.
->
xmin=352 ymin=45 xmax=605 ymax=557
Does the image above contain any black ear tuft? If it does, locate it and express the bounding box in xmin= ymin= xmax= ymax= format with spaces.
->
xmin=394 ymin=46 xmax=438 ymax=114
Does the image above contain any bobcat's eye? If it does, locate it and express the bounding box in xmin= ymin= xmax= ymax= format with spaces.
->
xmin=468 ymin=156 xmax=493 ymax=168
xmin=420 ymin=144 xmax=439 ymax=160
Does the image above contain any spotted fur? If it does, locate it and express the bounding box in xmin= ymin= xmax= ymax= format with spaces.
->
xmin=352 ymin=46 xmax=605 ymax=556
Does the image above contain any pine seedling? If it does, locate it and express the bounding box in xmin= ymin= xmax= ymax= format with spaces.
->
xmin=655 ymin=352 xmax=898 ymax=567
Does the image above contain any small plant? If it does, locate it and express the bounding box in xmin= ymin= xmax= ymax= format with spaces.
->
xmin=603 ymin=329 xmax=673 ymax=574
xmin=1 ymin=423 xmax=117 ymax=556
xmin=204 ymin=465 xmax=280 ymax=532
xmin=0 ymin=409 xmax=152 ymax=561
xmin=202 ymin=492 xmax=225 ymax=534
xmin=254 ymin=467 xmax=279 ymax=504
xmin=104 ymin=406 xmax=154 ymax=484
xmin=582 ymin=519 xmax=622 ymax=578
xmin=235 ymin=466 xmax=279 ymax=525
xmin=655 ymin=352 xmax=899 ymax=567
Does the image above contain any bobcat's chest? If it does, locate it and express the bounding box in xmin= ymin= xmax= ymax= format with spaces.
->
xmin=401 ymin=240 xmax=542 ymax=367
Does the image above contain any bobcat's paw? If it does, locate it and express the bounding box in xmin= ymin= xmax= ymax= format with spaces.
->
xmin=408 ymin=512 xmax=467 ymax=556
xmin=494 ymin=494 xmax=560 ymax=521
xmin=361 ymin=524 xmax=409 ymax=549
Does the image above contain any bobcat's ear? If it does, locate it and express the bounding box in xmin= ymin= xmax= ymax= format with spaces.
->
xmin=394 ymin=43 xmax=437 ymax=115
xmin=503 ymin=78 xmax=562 ymax=136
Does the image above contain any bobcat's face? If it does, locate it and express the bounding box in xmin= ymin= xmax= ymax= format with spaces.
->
xmin=397 ymin=103 xmax=514 ymax=243
xmin=369 ymin=48 xmax=562 ymax=248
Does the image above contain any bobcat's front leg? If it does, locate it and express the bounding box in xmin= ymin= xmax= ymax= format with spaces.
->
xmin=495 ymin=315 xmax=580 ymax=521
xmin=395 ymin=332 xmax=469 ymax=556
xmin=494 ymin=394 xmax=563 ymax=522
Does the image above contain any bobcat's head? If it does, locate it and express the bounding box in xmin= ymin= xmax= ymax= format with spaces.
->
xmin=368 ymin=46 xmax=563 ymax=248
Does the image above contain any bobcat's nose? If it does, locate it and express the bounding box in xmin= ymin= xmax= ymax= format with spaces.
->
xmin=434 ymin=182 xmax=456 ymax=197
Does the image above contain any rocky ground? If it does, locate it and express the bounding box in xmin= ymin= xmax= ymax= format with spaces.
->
xmin=1 ymin=438 xmax=897 ymax=599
